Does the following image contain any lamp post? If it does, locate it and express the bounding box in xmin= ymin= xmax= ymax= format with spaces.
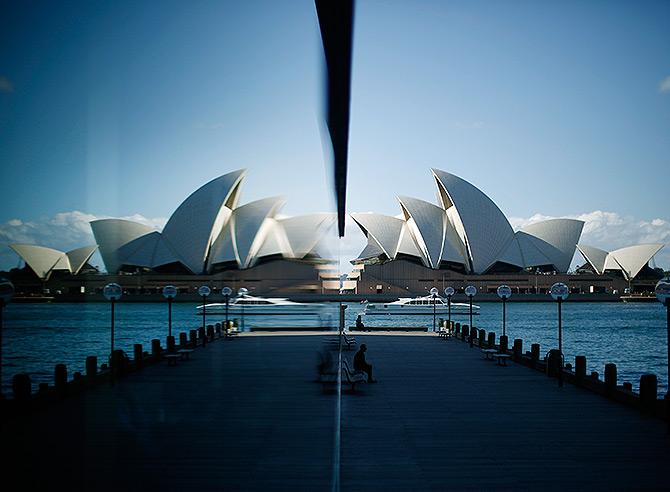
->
xmin=238 ymin=287 xmax=248 ymax=332
xmin=162 ymin=285 xmax=177 ymax=337
xmin=430 ymin=287 xmax=438 ymax=332
xmin=198 ymin=285 xmax=211 ymax=332
xmin=497 ymin=285 xmax=512 ymax=337
xmin=550 ymin=282 xmax=569 ymax=388
xmin=654 ymin=277 xmax=670 ymax=433
xmin=0 ymin=279 xmax=15 ymax=397
xmin=222 ymin=286 xmax=232 ymax=338
xmin=444 ymin=287 xmax=455 ymax=331
xmin=103 ymin=283 xmax=123 ymax=359
xmin=465 ymin=285 xmax=477 ymax=347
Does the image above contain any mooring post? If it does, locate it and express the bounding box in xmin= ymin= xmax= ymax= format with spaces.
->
xmin=478 ymin=329 xmax=485 ymax=347
xmin=531 ymin=343 xmax=540 ymax=368
xmin=179 ymin=332 xmax=187 ymax=348
xmin=575 ymin=355 xmax=586 ymax=381
xmin=189 ymin=330 xmax=197 ymax=347
xmin=86 ymin=356 xmax=98 ymax=379
xmin=639 ymin=374 xmax=658 ymax=413
xmin=54 ymin=363 xmax=67 ymax=395
xmin=134 ymin=344 xmax=143 ymax=368
xmin=167 ymin=335 xmax=176 ymax=353
xmin=487 ymin=331 xmax=495 ymax=348
xmin=605 ymin=363 xmax=617 ymax=390
xmin=513 ymin=339 xmax=522 ymax=360
xmin=151 ymin=339 xmax=162 ymax=359
xmin=500 ymin=335 xmax=509 ymax=353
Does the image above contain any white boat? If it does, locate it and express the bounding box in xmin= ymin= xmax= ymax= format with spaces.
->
xmin=196 ymin=295 xmax=324 ymax=315
xmin=362 ymin=295 xmax=479 ymax=315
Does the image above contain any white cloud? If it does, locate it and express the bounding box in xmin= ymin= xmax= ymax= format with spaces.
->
xmin=510 ymin=210 xmax=670 ymax=269
xmin=659 ymin=76 xmax=670 ymax=94
xmin=0 ymin=211 xmax=167 ymax=272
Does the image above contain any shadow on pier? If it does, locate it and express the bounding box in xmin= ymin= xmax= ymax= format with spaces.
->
xmin=2 ymin=333 xmax=669 ymax=490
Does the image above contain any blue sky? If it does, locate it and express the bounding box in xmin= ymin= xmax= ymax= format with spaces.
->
xmin=1 ymin=0 xmax=669 ymax=270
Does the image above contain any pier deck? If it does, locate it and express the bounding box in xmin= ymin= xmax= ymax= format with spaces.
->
xmin=3 ymin=332 xmax=669 ymax=490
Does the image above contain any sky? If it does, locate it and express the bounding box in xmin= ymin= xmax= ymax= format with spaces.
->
xmin=1 ymin=0 xmax=669 ymax=272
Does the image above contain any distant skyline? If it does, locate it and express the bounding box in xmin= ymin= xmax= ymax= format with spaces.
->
xmin=1 ymin=0 xmax=669 ymax=271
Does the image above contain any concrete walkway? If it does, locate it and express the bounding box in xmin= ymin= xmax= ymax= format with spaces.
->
xmin=3 ymin=333 xmax=669 ymax=491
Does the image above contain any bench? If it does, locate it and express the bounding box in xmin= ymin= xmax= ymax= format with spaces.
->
xmin=481 ymin=348 xmax=498 ymax=360
xmin=177 ymin=349 xmax=194 ymax=360
xmin=341 ymin=359 xmax=366 ymax=391
xmin=165 ymin=354 xmax=180 ymax=366
xmin=496 ymin=354 xmax=511 ymax=366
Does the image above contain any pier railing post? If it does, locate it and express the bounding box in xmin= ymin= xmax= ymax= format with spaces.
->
xmin=499 ymin=335 xmax=509 ymax=353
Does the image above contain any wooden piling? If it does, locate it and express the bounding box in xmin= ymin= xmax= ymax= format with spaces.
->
xmin=530 ymin=343 xmax=540 ymax=361
xmin=575 ymin=356 xmax=586 ymax=380
xmin=478 ymin=329 xmax=485 ymax=347
xmin=605 ymin=363 xmax=617 ymax=390
xmin=513 ymin=339 xmax=522 ymax=360
xmin=179 ymin=332 xmax=188 ymax=348
xmin=487 ymin=331 xmax=495 ymax=348
xmin=134 ymin=344 xmax=143 ymax=368
xmin=55 ymin=364 xmax=67 ymax=394
xmin=86 ymin=356 xmax=97 ymax=378
xmin=462 ymin=325 xmax=469 ymax=341
xmin=198 ymin=327 xmax=207 ymax=347
xmin=639 ymin=374 xmax=657 ymax=411
xmin=151 ymin=339 xmax=162 ymax=358
xmin=167 ymin=335 xmax=176 ymax=353
xmin=499 ymin=335 xmax=509 ymax=353
xmin=189 ymin=330 xmax=197 ymax=347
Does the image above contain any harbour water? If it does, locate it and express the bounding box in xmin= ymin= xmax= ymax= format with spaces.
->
xmin=1 ymin=301 xmax=668 ymax=395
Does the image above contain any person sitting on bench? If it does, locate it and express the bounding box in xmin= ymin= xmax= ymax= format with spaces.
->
xmin=353 ymin=343 xmax=377 ymax=383
xmin=356 ymin=315 xmax=365 ymax=329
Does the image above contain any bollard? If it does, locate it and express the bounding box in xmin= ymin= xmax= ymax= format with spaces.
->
xmin=513 ymin=339 xmax=522 ymax=360
xmin=575 ymin=356 xmax=586 ymax=380
xmin=478 ymin=329 xmax=485 ymax=347
xmin=55 ymin=364 xmax=67 ymax=394
xmin=179 ymin=332 xmax=188 ymax=348
xmin=591 ymin=371 xmax=599 ymax=380
xmin=73 ymin=372 xmax=83 ymax=387
xmin=189 ymin=330 xmax=197 ymax=347
xmin=215 ymin=322 xmax=221 ymax=336
xmin=167 ymin=335 xmax=176 ymax=353
xmin=546 ymin=350 xmax=561 ymax=377
xmin=12 ymin=373 xmax=32 ymax=402
xmin=38 ymin=382 xmax=49 ymax=396
xmin=623 ymin=382 xmax=632 ymax=392
xmin=639 ymin=374 xmax=658 ymax=412
xmin=499 ymin=335 xmax=508 ymax=353
xmin=111 ymin=349 xmax=128 ymax=376
xmin=487 ymin=331 xmax=495 ymax=348
xmin=101 ymin=363 xmax=108 ymax=371
xmin=530 ymin=344 xmax=540 ymax=362
xmin=151 ymin=339 xmax=162 ymax=358
xmin=86 ymin=356 xmax=98 ymax=378
xmin=134 ymin=344 xmax=143 ymax=368
xmin=199 ymin=327 xmax=207 ymax=347
xmin=207 ymin=325 xmax=215 ymax=341
xmin=604 ymin=363 xmax=617 ymax=390
xmin=455 ymin=323 xmax=461 ymax=337
xmin=462 ymin=325 xmax=469 ymax=341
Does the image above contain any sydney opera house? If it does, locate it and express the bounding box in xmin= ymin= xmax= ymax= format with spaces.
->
xmin=5 ymin=167 xmax=665 ymax=298
xmin=350 ymin=169 xmax=664 ymax=296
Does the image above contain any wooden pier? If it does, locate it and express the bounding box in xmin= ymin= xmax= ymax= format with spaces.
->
xmin=2 ymin=332 xmax=669 ymax=490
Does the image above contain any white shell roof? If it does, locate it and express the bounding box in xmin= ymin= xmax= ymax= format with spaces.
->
xmin=576 ymin=244 xmax=609 ymax=274
xmin=65 ymin=245 xmax=99 ymax=274
xmin=90 ymin=219 xmax=155 ymax=274
xmin=10 ymin=244 xmax=66 ymax=280
xmin=396 ymin=223 xmax=423 ymax=258
xmin=350 ymin=213 xmax=404 ymax=259
xmin=280 ymin=213 xmax=336 ymax=258
xmin=161 ymin=169 xmax=246 ymax=273
xmin=431 ymin=169 xmax=515 ymax=274
xmin=521 ymin=219 xmax=584 ymax=273
xmin=397 ymin=196 xmax=446 ymax=268
xmin=10 ymin=244 xmax=98 ymax=279
xmin=607 ymin=243 xmax=664 ymax=279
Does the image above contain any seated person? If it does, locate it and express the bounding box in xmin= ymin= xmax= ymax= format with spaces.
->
xmin=356 ymin=315 xmax=365 ymax=329
xmin=353 ymin=343 xmax=377 ymax=383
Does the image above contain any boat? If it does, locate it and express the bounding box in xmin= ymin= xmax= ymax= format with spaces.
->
xmin=196 ymin=295 xmax=325 ymax=315
xmin=361 ymin=295 xmax=480 ymax=315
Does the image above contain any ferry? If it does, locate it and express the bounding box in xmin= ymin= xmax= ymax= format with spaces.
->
xmin=362 ymin=295 xmax=479 ymax=315
xmin=196 ymin=295 xmax=324 ymax=315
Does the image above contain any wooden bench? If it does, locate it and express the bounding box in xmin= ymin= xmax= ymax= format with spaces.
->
xmin=481 ymin=348 xmax=498 ymax=360
xmin=496 ymin=354 xmax=511 ymax=366
xmin=165 ymin=354 xmax=180 ymax=366
xmin=341 ymin=360 xmax=366 ymax=391
xmin=177 ymin=349 xmax=194 ymax=360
